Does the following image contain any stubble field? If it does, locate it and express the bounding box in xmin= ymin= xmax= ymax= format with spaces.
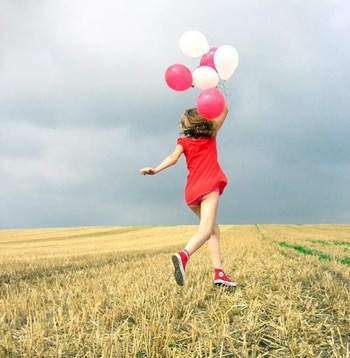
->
xmin=0 ymin=224 xmax=349 ymax=358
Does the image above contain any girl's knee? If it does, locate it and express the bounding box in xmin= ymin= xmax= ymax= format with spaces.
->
xmin=199 ymin=220 xmax=218 ymax=238
xmin=212 ymin=223 xmax=219 ymax=236
xmin=198 ymin=228 xmax=213 ymax=241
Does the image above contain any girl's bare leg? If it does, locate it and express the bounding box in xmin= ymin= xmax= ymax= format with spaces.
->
xmin=184 ymin=191 xmax=219 ymax=255
xmin=188 ymin=204 xmax=222 ymax=269
xmin=208 ymin=223 xmax=222 ymax=269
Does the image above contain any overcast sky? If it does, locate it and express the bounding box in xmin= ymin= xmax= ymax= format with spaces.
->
xmin=0 ymin=0 xmax=349 ymax=229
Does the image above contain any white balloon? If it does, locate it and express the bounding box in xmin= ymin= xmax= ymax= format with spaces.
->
xmin=193 ymin=66 xmax=219 ymax=90
xmin=179 ymin=30 xmax=209 ymax=58
xmin=214 ymin=45 xmax=239 ymax=81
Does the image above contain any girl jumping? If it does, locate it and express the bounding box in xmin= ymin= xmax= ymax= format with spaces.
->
xmin=139 ymin=105 xmax=236 ymax=288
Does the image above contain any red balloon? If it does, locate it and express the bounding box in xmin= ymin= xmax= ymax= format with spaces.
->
xmin=164 ymin=64 xmax=193 ymax=91
xmin=199 ymin=47 xmax=218 ymax=71
xmin=196 ymin=88 xmax=226 ymax=120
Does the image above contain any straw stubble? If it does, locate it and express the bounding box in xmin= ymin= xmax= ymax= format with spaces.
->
xmin=0 ymin=224 xmax=349 ymax=357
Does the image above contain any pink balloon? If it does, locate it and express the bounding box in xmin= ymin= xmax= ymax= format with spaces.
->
xmin=196 ymin=88 xmax=226 ymax=120
xmin=199 ymin=47 xmax=218 ymax=71
xmin=164 ymin=64 xmax=193 ymax=91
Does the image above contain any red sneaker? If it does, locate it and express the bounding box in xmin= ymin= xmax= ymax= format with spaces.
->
xmin=171 ymin=249 xmax=190 ymax=286
xmin=214 ymin=268 xmax=237 ymax=287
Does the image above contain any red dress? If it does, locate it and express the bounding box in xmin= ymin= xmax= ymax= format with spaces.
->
xmin=176 ymin=133 xmax=228 ymax=205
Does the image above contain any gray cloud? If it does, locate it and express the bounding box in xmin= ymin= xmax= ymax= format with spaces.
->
xmin=1 ymin=0 xmax=349 ymax=229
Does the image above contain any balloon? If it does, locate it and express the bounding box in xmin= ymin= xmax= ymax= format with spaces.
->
xmin=193 ymin=66 xmax=219 ymax=90
xmin=164 ymin=64 xmax=193 ymax=91
xmin=199 ymin=47 xmax=218 ymax=71
xmin=214 ymin=45 xmax=239 ymax=81
xmin=179 ymin=30 xmax=209 ymax=58
xmin=196 ymin=88 xmax=226 ymax=120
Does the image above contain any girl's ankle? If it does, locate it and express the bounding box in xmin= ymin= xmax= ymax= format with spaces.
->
xmin=182 ymin=249 xmax=190 ymax=259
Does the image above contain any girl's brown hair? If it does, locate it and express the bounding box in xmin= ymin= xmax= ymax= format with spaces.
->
xmin=178 ymin=108 xmax=216 ymax=139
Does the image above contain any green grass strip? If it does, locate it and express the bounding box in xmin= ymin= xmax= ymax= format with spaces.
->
xmin=278 ymin=241 xmax=349 ymax=265
xmin=338 ymin=256 xmax=350 ymax=265
xmin=306 ymin=239 xmax=350 ymax=247
xmin=307 ymin=239 xmax=330 ymax=246
xmin=279 ymin=241 xmax=331 ymax=261
xmin=332 ymin=240 xmax=350 ymax=246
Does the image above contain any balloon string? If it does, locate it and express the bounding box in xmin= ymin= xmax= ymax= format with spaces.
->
xmin=220 ymin=80 xmax=236 ymax=101
xmin=219 ymin=80 xmax=228 ymax=100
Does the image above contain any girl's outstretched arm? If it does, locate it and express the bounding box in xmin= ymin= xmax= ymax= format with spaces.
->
xmin=213 ymin=105 xmax=228 ymax=132
xmin=139 ymin=144 xmax=184 ymax=175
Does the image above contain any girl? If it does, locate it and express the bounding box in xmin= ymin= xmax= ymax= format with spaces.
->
xmin=139 ymin=106 xmax=236 ymax=288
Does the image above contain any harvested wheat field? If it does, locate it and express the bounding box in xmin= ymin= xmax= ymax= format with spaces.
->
xmin=0 ymin=224 xmax=349 ymax=358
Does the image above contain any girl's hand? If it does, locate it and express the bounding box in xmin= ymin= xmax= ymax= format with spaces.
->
xmin=139 ymin=167 xmax=157 ymax=175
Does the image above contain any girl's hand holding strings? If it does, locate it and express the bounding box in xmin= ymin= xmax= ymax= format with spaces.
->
xmin=139 ymin=167 xmax=157 ymax=175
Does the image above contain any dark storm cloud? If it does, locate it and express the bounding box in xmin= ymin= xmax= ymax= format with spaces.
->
xmin=0 ymin=0 xmax=349 ymax=229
